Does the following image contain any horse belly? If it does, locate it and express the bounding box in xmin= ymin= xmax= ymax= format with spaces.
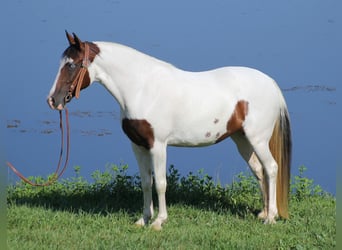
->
xmin=166 ymin=116 xmax=230 ymax=147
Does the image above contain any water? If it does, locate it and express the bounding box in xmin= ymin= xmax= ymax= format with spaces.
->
xmin=2 ymin=0 xmax=340 ymax=194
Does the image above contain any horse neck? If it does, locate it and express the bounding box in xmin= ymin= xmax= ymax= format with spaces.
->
xmin=91 ymin=42 xmax=171 ymax=109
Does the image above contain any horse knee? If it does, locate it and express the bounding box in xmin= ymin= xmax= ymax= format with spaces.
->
xmin=264 ymin=162 xmax=278 ymax=180
xmin=155 ymin=178 xmax=167 ymax=194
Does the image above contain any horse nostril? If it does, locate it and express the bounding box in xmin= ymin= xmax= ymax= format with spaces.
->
xmin=47 ymin=96 xmax=56 ymax=109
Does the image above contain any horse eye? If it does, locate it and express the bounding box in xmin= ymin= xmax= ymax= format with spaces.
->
xmin=68 ymin=63 xmax=76 ymax=70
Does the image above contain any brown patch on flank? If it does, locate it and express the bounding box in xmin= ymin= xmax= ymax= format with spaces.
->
xmin=214 ymin=118 xmax=219 ymax=124
xmin=205 ymin=132 xmax=211 ymax=138
xmin=122 ymin=118 xmax=154 ymax=150
xmin=216 ymin=100 xmax=249 ymax=143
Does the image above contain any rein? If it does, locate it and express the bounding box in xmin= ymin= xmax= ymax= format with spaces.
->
xmin=7 ymin=108 xmax=70 ymax=186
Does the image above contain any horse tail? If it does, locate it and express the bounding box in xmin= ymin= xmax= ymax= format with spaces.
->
xmin=269 ymin=101 xmax=292 ymax=219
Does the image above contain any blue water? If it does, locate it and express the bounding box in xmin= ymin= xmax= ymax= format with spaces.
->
xmin=1 ymin=0 xmax=340 ymax=194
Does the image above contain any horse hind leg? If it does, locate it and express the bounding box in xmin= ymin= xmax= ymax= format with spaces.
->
xmin=232 ymin=133 xmax=268 ymax=220
xmin=250 ymin=140 xmax=279 ymax=224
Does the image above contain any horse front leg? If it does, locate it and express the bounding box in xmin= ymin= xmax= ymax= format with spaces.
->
xmin=150 ymin=142 xmax=168 ymax=231
xmin=131 ymin=144 xmax=154 ymax=227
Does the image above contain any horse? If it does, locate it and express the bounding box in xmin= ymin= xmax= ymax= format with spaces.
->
xmin=48 ymin=32 xmax=291 ymax=230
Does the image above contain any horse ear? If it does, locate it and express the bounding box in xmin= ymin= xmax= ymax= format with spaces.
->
xmin=72 ymin=33 xmax=83 ymax=50
xmin=65 ymin=30 xmax=75 ymax=45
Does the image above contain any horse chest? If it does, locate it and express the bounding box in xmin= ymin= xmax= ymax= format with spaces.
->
xmin=121 ymin=118 xmax=155 ymax=150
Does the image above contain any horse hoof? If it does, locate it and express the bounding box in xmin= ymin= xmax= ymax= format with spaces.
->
xmin=151 ymin=221 xmax=163 ymax=231
xmin=264 ymin=218 xmax=277 ymax=225
xmin=135 ymin=218 xmax=146 ymax=227
xmin=257 ymin=210 xmax=267 ymax=220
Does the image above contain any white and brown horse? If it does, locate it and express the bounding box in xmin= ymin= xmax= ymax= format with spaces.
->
xmin=48 ymin=32 xmax=291 ymax=230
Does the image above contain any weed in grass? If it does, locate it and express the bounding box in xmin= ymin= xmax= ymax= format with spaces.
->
xmin=291 ymin=165 xmax=326 ymax=200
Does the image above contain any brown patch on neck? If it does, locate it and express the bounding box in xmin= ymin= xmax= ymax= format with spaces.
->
xmin=81 ymin=42 xmax=99 ymax=88
xmin=216 ymin=100 xmax=249 ymax=143
xmin=74 ymin=42 xmax=99 ymax=92
xmin=122 ymin=118 xmax=155 ymax=150
xmin=84 ymin=42 xmax=100 ymax=63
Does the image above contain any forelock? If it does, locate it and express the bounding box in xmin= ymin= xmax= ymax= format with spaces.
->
xmin=62 ymin=45 xmax=80 ymax=60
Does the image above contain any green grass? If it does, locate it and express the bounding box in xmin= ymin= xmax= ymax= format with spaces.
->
xmin=7 ymin=165 xmax=336 ymax=249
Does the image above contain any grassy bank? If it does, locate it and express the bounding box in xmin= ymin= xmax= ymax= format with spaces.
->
xmin=7 ymin=165 xmax=336 ymax=249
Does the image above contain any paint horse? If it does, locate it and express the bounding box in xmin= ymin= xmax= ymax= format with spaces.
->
xmin=48 ymin=32 xmax=291 ymax=230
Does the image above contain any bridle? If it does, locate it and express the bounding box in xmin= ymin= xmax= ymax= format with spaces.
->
xmin=65 ymin=42 xmax=90 ymax=102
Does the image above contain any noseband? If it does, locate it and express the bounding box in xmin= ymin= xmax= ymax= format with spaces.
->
xmin=66 ymin=42 xmax=90 ymax=102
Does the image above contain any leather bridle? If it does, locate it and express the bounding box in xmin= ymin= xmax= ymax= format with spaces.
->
xmin=65 ymin=42 xmax=90 ymax=102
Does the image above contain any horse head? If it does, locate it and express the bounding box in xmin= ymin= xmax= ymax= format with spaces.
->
xmin=47 ymin=31 xmax=99 ymax=110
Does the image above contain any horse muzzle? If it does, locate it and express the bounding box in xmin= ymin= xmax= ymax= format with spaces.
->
xmin=47 ymin=94 xmax=72 ymax=110
xmin=47 ymin=96 xmax=63 ymax=110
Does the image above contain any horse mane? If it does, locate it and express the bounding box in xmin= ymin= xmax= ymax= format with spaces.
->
xmin=62 ymin=42 xmax=100 ymax=64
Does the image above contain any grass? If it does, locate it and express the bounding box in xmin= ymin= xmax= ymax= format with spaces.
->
xmin=7 ymin=165 xmax=336 ymax=249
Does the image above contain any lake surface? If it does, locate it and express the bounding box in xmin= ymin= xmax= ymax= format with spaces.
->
xmin=2 ymin=0 xmax=340 ymax=194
